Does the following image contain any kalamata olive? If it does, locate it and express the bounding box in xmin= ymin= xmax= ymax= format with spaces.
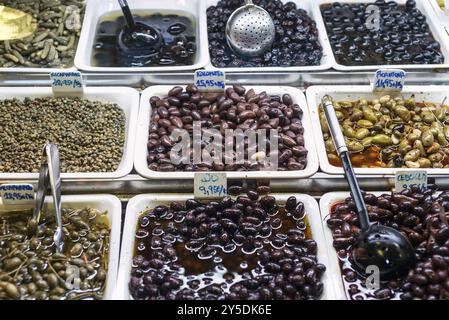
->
xmin=285 ymin=197 xmax=297 ymax=211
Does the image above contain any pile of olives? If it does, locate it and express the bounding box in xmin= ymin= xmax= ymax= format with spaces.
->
xmin=321 ymin=0 xmax=444 ymax=66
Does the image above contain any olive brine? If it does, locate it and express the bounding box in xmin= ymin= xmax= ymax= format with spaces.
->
xmin=92 ymin=11 xmax=196 ymax=68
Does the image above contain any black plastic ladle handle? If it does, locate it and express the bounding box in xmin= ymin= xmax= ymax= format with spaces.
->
xmin=322 ymin=95 xmax=370 ymax=231
xmin=118 ymin=0 xmax=136 ymax=29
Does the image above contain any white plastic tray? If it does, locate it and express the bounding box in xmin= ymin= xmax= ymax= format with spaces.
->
xmin=0 ymin=1 xmax=87 ymax=74
xmin=0 ymin=194 xmax=122 ymax=300
xmin=75 ymin=0 xmax=209 ymax=72
xmin=307 ymin=85 xmax=449 ymax=175
xmin=134 ymin=85 xmax=319 ymax=180
xmin=0 ymin=87 xmax=139 ymax=180
xmin=202 ymin=0 xmax=334 ymax=73
xmin=116 ymin=193 xmax=336 ymax=300
xmin=314 ymin=0 xmax=449 ymax=71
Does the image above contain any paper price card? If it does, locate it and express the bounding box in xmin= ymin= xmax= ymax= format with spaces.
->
xmin=51 ymin=71 xmax=84 ymax=93
xmin=194 ymin=70 xmax=226 ymax=93
xmin=194 ymin=172 xmax=227 ymax=199
xmin=395 ymin=170 xmax=428 ymax=192
xmin=373 ymin=69 xmax=406 ymax=93
xmin=0 ymin=184 xmax=35 ymax=206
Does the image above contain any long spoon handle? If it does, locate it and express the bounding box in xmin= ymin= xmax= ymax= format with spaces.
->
xmin=322 ymin=95 xmax=371 ymax=231
xmin=117 ymin=0 xmax=135 ymax=29
xmin=46 ymin=144 xmax=63 ymax=253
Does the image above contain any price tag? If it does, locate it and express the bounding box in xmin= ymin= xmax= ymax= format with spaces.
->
xmin=0 ymin=184 xmax=35 ymax=206
xmin=50 ymin=71 xmax=84 ymax=93
xmin=395 ymin=170 xmax=428 ymax=192
xmin=373 ymin=69 xmax=406 ymax=93
xmin=194 ymin=70 xmax=226 ymax=93
xmin=194 ymin=172 xmax=227 ymax=199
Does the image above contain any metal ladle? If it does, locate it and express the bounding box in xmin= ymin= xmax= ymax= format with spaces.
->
xmin=33 ymin=144 xmax=64 ymax=253
xmin=116 ymin=0 xmax=163 ymax=54
xmin=322 ymin=95 xmax=416 ymax=280
xmin=225 ymin=0 xmax=275 ymax=58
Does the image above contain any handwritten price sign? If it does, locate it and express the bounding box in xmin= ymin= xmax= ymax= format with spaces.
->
xmin=373 ymin=69 xmax=406 ymax=93
xmin=194 ymin=70 xmax=226 ymax=93
xmin=395 ymin=170 xmax=428 ymax=192
xmin=51 ymin=71 xmax=84 ymax=93
xmin=194 ymin=172 xmax=227 ymax=199
xmin=0 ymin=184 xmax=35 ymax=206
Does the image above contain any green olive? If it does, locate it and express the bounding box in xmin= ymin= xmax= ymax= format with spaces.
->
xmin=414 ymin=140 xmax=426 ymax=156
xmin=363 ymin=108 xmax=378 ymax=123
xmin=444 ymin=125 xmax=449 ymax=140
xmin=435 ymin=108 xmax=446 ymax=121
xmin=404 ymin=98 xmax=415 ymax=109
xmin=421 ymin=111 xmax=435 ymax=124
xmin=343 ymin=125 xmax=357 ymax=138
xmin=418 ymin=158 xmax=432 ymax=168
xmin=350 ymin=109 xmax=364 ymax=122
xmin=393 ymin=105 xmax=411 ymax=122
xmin=407 ymin=133 xmax=420 ymax=143
xmin=347 ymin=141 xmax=364 ymax=152
xmin=405 ymin=160 xmax=420 ymax=168
xmin=357 ymin=119 xmax=374 ymax=128
xmin=429 ymin=153 xmax=443 ymax=163
xmin=355 ymin=128 xmax=370 ymax=140
xmin=437 ymin=132 xmax=449 ymax=147
xmin=371 ymin=134 xmax=393 ymax=146
xmin=404 ymin=149 xmax=421 ymax=162
xmin=325 ymin=139 xmax=336 ymax=152
xmin=427 ymin=142 xmax=441 ymax=154
xmin=421 ymin=130 xmax=435 ymax=147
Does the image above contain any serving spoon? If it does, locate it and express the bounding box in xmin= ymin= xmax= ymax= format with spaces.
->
xmin=225 ymin=0 xmax=275 ymax=58
xmin=322 ymin=95 xmax=416 ymax=280
xmin=116 ymin=0 xmax=163 ymax=53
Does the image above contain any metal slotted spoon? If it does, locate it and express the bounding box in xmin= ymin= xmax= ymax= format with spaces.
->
xmin=225 ymin=0 xmax=275 ymax=58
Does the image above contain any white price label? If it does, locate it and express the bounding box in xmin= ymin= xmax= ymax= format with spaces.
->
xmin=395 ymin=170 xmax=428 ymax=192
xmin=51 ymin=71 xmax=84 ymax=93
xmin=373 ymin=69 xmax=406 ymax=93
xmin=0 ymin=184 xmax=35 ymax=206
xmin=194 ymin=70 xmax=226 ymax=93
xmin=194 ymin=172 xmax=227 ymax=199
